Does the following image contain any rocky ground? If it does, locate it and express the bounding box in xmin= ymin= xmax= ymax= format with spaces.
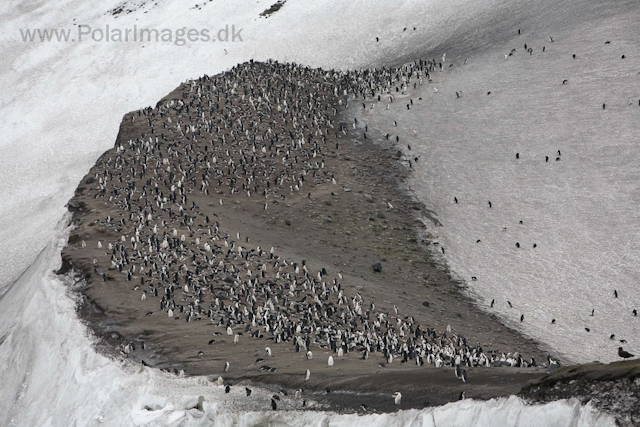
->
xmin=521 ymin=359 xmax=640 ymax=426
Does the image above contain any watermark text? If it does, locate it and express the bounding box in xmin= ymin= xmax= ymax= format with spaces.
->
xmin=19 ymin=24 xmax=243 ymax=45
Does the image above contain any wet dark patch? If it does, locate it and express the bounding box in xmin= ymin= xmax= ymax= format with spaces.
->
xmin=260 ymin=0 xmax=286 ymax=18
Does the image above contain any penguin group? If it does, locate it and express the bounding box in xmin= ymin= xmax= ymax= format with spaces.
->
xmin=70 ymin=59 xmax=542 ymax=390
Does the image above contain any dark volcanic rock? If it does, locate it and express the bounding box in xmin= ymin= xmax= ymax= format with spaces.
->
xmin=520 ymin=359 xmax=640 ymax=426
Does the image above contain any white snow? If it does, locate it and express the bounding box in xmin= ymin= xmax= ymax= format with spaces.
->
xmin=0 ymin=0 xmax=633 ymax=423
xmin=361 ymin=1 xmax=640 ymax=363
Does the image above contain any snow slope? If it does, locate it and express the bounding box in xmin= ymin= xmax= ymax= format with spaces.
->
xmin=362 ymin=0 xmax=640 ymax=363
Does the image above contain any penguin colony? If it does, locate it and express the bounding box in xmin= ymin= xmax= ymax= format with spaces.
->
xmin=69 ymin=59 xmax=541 ymax=388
